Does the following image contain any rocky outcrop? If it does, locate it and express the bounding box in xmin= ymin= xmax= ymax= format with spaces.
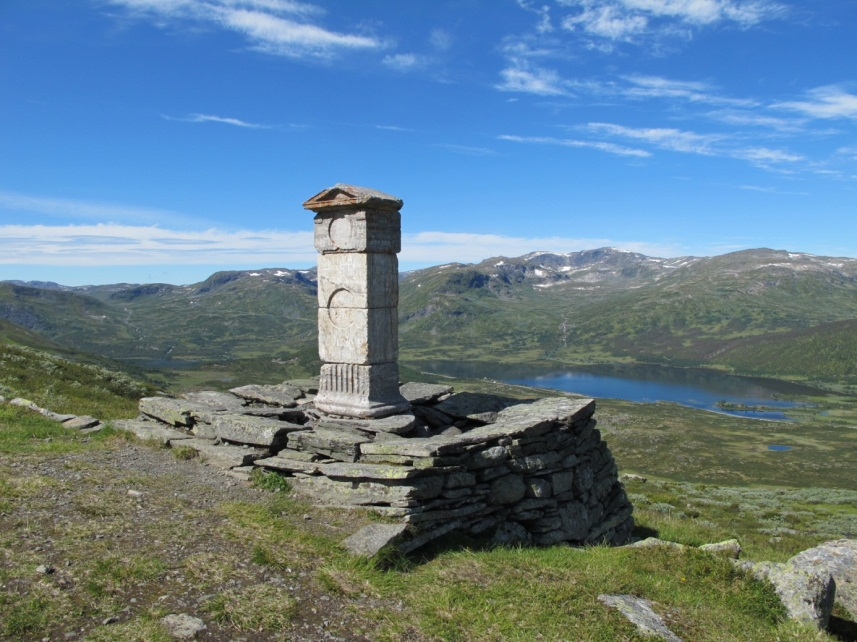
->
xmin=124 ymin=380 xmax=634 ymax=552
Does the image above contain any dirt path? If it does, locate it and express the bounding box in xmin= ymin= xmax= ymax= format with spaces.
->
xmin=1 ymin=439 xmax=406 ymax=641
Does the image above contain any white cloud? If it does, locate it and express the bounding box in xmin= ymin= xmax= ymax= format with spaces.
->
xmin=107 ymin=0 xmax=383 ymax=59
xmin=622 ymin=75 xmax=757 ymax=106
xmin=496 ymin=65 xmax=570 ymax=96
xmin=586 ymin=122 xmax=722 ymax=154
xmin=0 ymin=224 xmax=684 ymax=274
xmin=0 ymin=190 xmax=200 ymax=226
xmin=0 ymin=224 xmax=316 ymax=266
xmin=555 ymin=0 xmax=786 ymax=47
xmin=163 ymin=113 xmax=270 ymax=128
xmin=382 ymin=53 xmax=431 ymax=72
xmin=774 ymin=86 xmax=857 ymax=120
xmin=429 ymin=29 xmax=453 ymax=51
xmin=585 ymin=122 xmax=804 ymax=167
xmin=499 ymin=134 xmax=651 ymax=157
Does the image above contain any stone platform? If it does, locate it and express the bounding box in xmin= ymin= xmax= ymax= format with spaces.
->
xmin=119 ymin=380 xmax=634 ymax=552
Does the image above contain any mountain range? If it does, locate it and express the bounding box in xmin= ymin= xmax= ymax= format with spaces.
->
xmin=2 ymin=248 xmax=856 ymax=385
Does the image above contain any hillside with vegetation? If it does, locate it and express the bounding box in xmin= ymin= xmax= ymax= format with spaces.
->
xmin=2 ymin=248 xmax=856 ymax=389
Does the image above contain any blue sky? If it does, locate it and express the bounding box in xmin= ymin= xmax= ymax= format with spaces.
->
xmin=1 ymin=0 xmax=856 ymax=285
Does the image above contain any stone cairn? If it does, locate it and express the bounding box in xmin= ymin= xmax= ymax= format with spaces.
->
xmin=114 ymin=184 xmax=634 ymax=553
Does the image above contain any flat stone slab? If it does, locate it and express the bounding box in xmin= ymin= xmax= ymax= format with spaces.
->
xmin=62 ymin=415 xmax=101 ymax=430
xmin=434 ymin=392 xmax=518 ymax=423
xmin=110 ymin=419 xmax=194 ymax=445
xmin=255 ymin=456 xmax=323 ymax=475
xmin=210 ymin=414 xmax=303 ymax=447
xmin=399 ymin=382 xmax=453 ymax=405
xmin=139 ymin=397 xmax=194 ymax=427
xmin=288 ymin=427 xmax=372 ymax=462
xmin=229 ymin=383 xmax=301 ymax=407
xmin=318 ymin=462 xmax=434 ymax=481
xmin=342 ymin=523 xmax=409 ymax=557
xmin=178 ymin=438 xmax=268 ymax=469
xmin=182 ymin=390 xmax=246 ymax=411
xmin=598 ymin=594 xmax=684 ymax=642
xmin=317 ymin=412 xmax=416 ymax=435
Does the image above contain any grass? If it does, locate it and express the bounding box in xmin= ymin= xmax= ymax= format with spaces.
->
xmin=0 ymin=343 xmax=153 ymax=419
xmin=1 ymin=365 xmax=854 ymax=640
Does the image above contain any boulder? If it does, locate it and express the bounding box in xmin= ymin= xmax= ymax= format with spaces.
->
xmin=736 ymin=560 xmax=835 ymax=629
xmin=139 ymin=397 xmax=194 ymax=427
xmin=700 ymin=539 xmax=742 ymax=559
xmin=790 ymin=539 xmax=857 ymax=620
xmin=62 ymin=415 xmax=100 ymax=430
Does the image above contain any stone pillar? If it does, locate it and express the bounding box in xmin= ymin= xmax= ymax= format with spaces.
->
xmin=303 ymin=184 xmax=410 ymax=418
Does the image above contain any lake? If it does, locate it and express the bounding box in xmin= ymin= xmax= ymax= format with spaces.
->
xmin=413 ymin=361 xmax=822 ymax=420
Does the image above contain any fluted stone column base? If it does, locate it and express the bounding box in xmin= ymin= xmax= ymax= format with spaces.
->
xmin=314 ymin=363 xmax=410 ymax=418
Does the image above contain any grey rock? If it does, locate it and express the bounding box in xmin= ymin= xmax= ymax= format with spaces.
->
xmin=42 ymin=410 xmax=78 ymax=422
xmin=736 ymin=560 xmax=835 ymax=628
xmin=412 ymin=405 xmax=455 ymax=429
xmin=229 ymin=383 xmax=300 ymax=407
xmin=492 ymin=521 xmax=532 ymax=546
xmin=139 ymin=397 xmax=194 ymax=427
xmin=489 ymin=474 xmax=526 ymax=504
xmin=341 ymin=523 xmax=408 ymax=557
xmin=626 ymin=538 xmax=686 ymax=551
xmin=598 ymin=594 xmax=684 ymax=642
xmin=620 ymin=473 xmax=648 ymax=483
xmin=434 ymin=392 xmax=516 ymax=422
xmin=790 ymin=539 xmax=857 ymax=620
xmin=160 ymin=613 xmax=207 ymax=639
xmin=110 ymin=419 xmax=193 ymax=445
xmin=255 ymin=456 xmax=322 ymax=475
xmin=178 ymin=439 xmax=268 ymax=469
xmin=288 ymin=427 xmax=372 ymax=462
xmin=400 ymin=382 xmax=454 ymax=405
xmin=699 ymin=539 xmax=742 ymax=559
xmin=210 ymin=414 xmax=302 ymax=447
xmin=181 ymin=390 xmax=246 ymax=410
xmin=317 ymin=412 xmax=416 ymax=435
xmin=62 ymin=415 xmax=100 ymax=430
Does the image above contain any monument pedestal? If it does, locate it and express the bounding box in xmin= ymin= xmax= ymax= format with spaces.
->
xmin=303 ymin=184 xmax=409 ymax=419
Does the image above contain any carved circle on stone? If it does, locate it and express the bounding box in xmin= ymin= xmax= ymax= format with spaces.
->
xmin=328 ymin=217 xmax=352 ymax=249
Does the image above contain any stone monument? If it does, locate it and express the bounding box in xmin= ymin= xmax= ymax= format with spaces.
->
xmin=303 ymin=184 xmax=410 ymax=418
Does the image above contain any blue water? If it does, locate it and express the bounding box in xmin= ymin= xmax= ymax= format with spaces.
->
xmin=415 ymin=360 xmax=819 ymax=420
xmin=768 ymin=445 xmax=794 ymax=451
xmin=503 ymin=368 xmax=805 ymax=419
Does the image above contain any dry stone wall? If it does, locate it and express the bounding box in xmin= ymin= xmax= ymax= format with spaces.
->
xmin=122 ymin=380 xmax=634 ymax=551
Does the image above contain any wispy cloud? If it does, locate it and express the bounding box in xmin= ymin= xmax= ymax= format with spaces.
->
xmin=0 ymin=224 xmax=685 ymax=273
xmin=499 ymin=134 xmax=650 ymax=157
xmin=163 ymin=113 xmax=271 ymax=128
xmin=432 ymin=144 xmax=498 ymax=157
xmin=584 ymin=122 xmax=804 ymax=167
xmin=0 ymin=190 xmax=202 ymax=226
xmin=556 ymin=0 xmax=787 ymax=48
xmin=774 ymin=86 xmax=857 ymax=120
xmin=622 ymin=75 xmax=756 ymax=107
xmin=382 ymin=53 xmax=432 ymax=72
xmin=0 ymin=223 xmax=315 ymax=266
xmin=496 ymin=65 xmax=572 ymax=96
xmin=106 ymin=0 xmax=384 ymax=59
